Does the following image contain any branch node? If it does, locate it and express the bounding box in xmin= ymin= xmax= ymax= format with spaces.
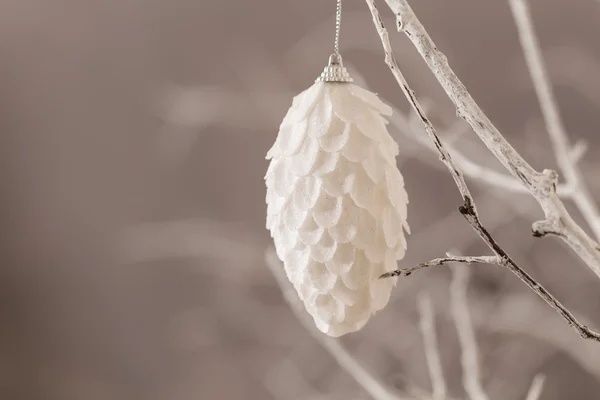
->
xmin=539 ymin=168 xmax=559 ymax=192
xmin=458 ymin=197 xmax=476 ymax=217
xmin=395 ymin=12 xmax=411 ymax=32
xmin=532 ymin=219 xmax=563 ymax=238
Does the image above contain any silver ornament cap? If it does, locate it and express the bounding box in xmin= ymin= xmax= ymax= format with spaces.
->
xmin=316 ymin=53 xmax=353 ymax=83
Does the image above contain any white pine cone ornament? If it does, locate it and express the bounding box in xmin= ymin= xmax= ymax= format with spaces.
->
xmin=265 ymin=59 xmax=409 ymax=337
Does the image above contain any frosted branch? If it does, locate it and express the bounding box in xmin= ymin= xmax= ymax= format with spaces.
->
xmin=382 ymin=255 xmax=499 ymax=278
xmin=378 ymin=0 xmax=600 ymax=278
xmin=365 ymin=0 xmax=600 ymax=342
xmin=508 ymin=0 xmax=600 ymax=241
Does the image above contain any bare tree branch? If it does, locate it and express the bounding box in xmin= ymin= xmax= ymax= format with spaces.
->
xmin=364 ymin=0 xmax=600 ymax=342
xmin=508 ymin=0 xmax=600 ymax=241
xmin=382 ymin=255 xmax=499 ymax=278
xmin=377 ymin=0 xmax=600 ymax=277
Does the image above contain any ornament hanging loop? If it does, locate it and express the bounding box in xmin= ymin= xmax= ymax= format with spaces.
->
xmin=316 ymin=53 xmax=353 ymax=83
xmin=316 ymin=0 xmax=353 ymax=83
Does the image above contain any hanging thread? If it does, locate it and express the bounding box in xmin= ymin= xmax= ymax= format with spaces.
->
xmin=316 ymin=0 xmax=353 ymax=82
xmin=334 ymin=0 xmax=342 ymax=56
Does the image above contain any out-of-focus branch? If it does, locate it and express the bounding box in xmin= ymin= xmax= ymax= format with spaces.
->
xmin=377 ymin=0 xmax=600 ymax=278
xmin=417 ymin=295 xmax=446 ymax=400
xmin=508 ymin=0 xmax=600 ymax=242
xmin=392 ymin=108 xmax=553 ymax=196
xmin=364 ymin=0 xmax=600 ymax=343
xmin=524 ymin=374 xmax=546 ymax=400
xmin=450 ymin=265 xmax=490 ymax=400
xmin=545 ymin=46 xmax=600 ymax=111
xmin=569 ymin=140 xmax=589 ymax=164
xmin=265 ymin=248 xmax=408 ymax=400
xmin=487 ymin=294 xmax=600 ymax=379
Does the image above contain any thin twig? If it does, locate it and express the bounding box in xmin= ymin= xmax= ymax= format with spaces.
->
xmin=417 ymin=295 xmax=447 ymax=400
xmin=524 ymin=374 xmax=546 ymax=400
xmin=382 ymin=255 xmax=499 ymax=278
xmin=378 ymin=0 xmax=600 ymax=277
xmin=364 ymin=0 xmax=600 ymax=342
xmin=450 ymin=265 xmax=490 ymax=400
xmin=265 ymin=248 xmax=408 ymax=400
xmin=508 ymin=0 xmax=600 ymax=240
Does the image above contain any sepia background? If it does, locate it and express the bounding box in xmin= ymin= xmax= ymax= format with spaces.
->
xmin=1 ymin=0 xmax=600 ymax=399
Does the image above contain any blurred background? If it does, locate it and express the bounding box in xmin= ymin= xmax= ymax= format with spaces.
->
xmin=1 ymin=0 xmax=600 ymax=399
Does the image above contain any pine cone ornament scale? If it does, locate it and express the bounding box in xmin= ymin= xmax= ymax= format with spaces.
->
xmin=265 ymin=79 xmax=409 ymax=337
